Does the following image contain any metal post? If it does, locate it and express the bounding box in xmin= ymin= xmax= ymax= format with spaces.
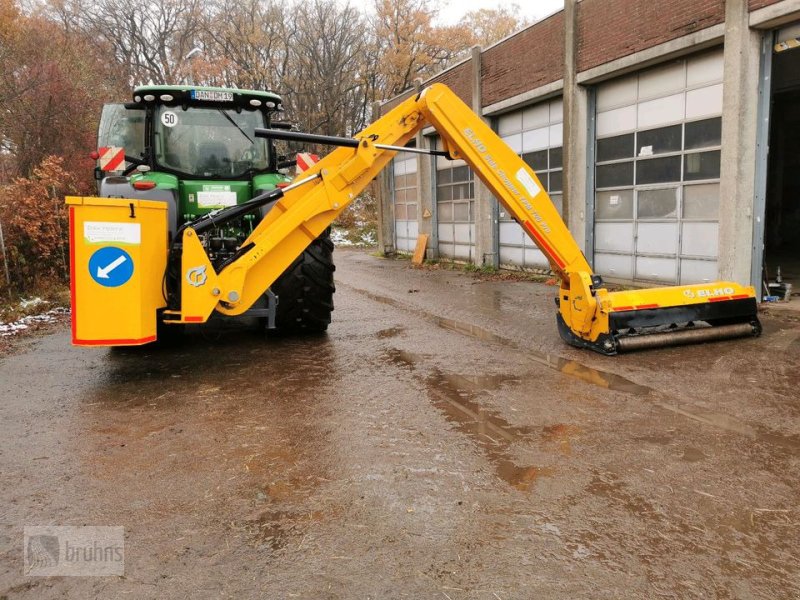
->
xmin=585 ymin=88 xmax=597 ymax=267
xmin=0 ymin=217 xmax=11 ymax=293
xmin=751 ymin=31 xmax=774 ymax=295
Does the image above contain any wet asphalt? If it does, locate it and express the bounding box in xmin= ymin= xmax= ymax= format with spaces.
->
xmin=1 ymin=248 xmax=799 ymax=599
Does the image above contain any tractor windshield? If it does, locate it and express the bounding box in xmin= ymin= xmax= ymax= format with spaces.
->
xmin=154 ymin=106 xmax=269 ymax=178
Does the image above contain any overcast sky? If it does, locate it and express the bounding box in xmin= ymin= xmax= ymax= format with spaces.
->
xmin=435 ymin=0 xmax=565 ymax=25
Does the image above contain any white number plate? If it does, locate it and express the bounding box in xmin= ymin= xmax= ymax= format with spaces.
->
xmin=192 ymin=90 xmax=234 ymax=102
xmin=197 ymin=191 xmax=237 ymax=208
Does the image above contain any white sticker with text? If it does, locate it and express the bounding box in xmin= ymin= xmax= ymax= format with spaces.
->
xmin=83 ymin=221 xmax=141 ymax=245
xmin=515 ymin=168 xmax=541 ymax=199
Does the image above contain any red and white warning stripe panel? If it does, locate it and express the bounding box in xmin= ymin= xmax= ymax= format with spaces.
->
xmin=97 ymin=147 xmax=125 ymax=172
xmin=296 ymin=152 xmax=319 ymax=175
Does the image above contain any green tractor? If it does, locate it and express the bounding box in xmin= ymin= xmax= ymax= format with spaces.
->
xmin=95 ymin=85 xmax=335 ymax=335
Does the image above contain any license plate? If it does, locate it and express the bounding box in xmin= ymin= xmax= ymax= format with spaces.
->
xmin=197 ymin=191 xmax=237 ymax=208
xmin=191 ymin=90 xmax=234 ymax=102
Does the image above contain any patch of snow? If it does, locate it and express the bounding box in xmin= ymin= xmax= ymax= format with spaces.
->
xmin=19 ymin=297 xmax=46 ymax=309
xmin=330 ymin=227 xmax=376 ymax=247
xmin=330 ymin=228 xmax=354 ymax=247
xmin=0 ymin=307 xmax=69 ymax=337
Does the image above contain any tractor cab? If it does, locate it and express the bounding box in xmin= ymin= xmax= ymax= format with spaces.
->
xmin=98 ymin=85 xmax=284 ymax=178
xmin=154 ymin=104 xmax=269 ymax=178
xmin=95 ymin=85 xmax=292 ymax=240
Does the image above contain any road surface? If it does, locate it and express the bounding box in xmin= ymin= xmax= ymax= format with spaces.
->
xmin=1 ymin=249 xmax=798 ymax=598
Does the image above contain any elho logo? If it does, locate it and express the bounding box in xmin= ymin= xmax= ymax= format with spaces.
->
xmin=186 ymin=265 xmax=208 ymax=287
xmin=684 ymin=287 xmax=734 ymax=299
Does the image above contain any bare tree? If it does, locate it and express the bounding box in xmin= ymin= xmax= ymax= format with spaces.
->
xmin=283 ymin=0 xmax=369 ymax=135
xmin=55 ymin=0 xmax=206 ymax=85
xmin=201 ymin=0 xmax=292 ymax=91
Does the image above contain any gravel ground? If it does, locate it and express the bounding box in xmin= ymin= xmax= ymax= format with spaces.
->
xmin=0 ymin=248 xmax=798 ymax=599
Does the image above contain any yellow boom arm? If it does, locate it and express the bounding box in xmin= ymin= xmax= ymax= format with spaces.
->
xmin=172 ymin=83 xmax=760 ymax=354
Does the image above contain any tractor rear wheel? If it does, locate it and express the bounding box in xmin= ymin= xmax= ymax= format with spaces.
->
xmin=270 ymin=229 xmax=335 ymax=333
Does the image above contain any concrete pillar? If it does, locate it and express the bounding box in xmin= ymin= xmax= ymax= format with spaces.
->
xmin=471 ymin=45 xmax=498 ymax=267
xmin=372 ymin=101 xmax=395 ymax=254
xmin=413 ymin=78 xmax=436 ymax=258
xmin=562 ymin=0 xmax=590 ymax=255
xmin=718 ymin=0 xmax=762 ymax=283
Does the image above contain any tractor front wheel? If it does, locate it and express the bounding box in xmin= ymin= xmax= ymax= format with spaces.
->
xmin=270 ymin=229 xmax=335 ymax=333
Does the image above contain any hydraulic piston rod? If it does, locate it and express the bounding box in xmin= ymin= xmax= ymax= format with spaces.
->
xmin=255 ymin=128 xmax=452 ymax=157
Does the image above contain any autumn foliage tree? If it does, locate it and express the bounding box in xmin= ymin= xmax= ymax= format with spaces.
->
xmin=0 ymin=157 xmax=77 ymax=290
xmin=0 ymin=0 xmax=124 ymax=294
xmin=0 ymin=0 xmax=124 ymax=179
xmin=460 ymin=5 xmax=529 ymax=48
xmin=371 ymin=0 xmax=450 ymax=98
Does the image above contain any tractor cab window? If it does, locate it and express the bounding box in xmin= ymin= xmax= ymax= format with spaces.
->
xmin=97 ymin=104 xmax=145 ymax=164
xmin=154 ymin=106 xmax=269 ymax=178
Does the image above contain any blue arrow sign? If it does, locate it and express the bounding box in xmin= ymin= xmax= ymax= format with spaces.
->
xmin=88 ymin=247 xmax=134 ymax=287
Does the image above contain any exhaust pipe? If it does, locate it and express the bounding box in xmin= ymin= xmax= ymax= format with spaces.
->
xmin=616 ymin=322 xmax=759 ymax=353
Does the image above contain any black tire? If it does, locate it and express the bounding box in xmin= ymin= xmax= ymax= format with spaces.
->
xmin=270 ymin=229 xmax=335 ymax=333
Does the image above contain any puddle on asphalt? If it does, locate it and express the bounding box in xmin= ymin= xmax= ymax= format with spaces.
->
xmin=376 ymin=326 xmax=405 ymax=339
xmin=247 ymin=509 xmax=326 ymax=551
xmin=83 ymin=331 xmax=338 ymax=549
xmin=681 ymin=447 xmax=706 ymax=462
xmin=384 ymin=347 xmax=563 ymax=491
xmin=250 ymin=510 xmax=293 ymax=550
xmin=542 ymin=424 xmax=583 ymax=456
xmin=586 ymin=472 xmax=661 ymax=521
xmin=430 ymin=316 xmax=653 ymax=395
xmin=359 ymin=283 xmax=652 ymax=396
xmin=354 ymin=283 xmax=800 ymax=451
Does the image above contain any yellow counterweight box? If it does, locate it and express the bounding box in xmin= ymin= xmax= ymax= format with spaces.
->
xmin=66 ymin=196 xmax=168 ymax=346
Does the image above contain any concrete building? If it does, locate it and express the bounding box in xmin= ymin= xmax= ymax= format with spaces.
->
xmin=374 ymin=0 xmax=800 ymax=296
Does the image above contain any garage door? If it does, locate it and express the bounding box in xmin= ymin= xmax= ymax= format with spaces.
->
xmin=392 ymin=151 xmax=418 ymax=253
xmin=436 ymin=150 xmax=475 ymax=261
xmin=594 ymin=50 xmax=723 ymax=284
xmin=497 ymin=98 xmax=564 ymax=269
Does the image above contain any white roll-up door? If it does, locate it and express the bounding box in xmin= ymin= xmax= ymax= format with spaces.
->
xmin=593 ymin=49 xmax=724 ymax=284
xmin=391 ymin=151 xmax=418 ymax=253
xmin=497 ymin=98 xmax=564 ymax=270
xmin=435 ymin=142 xmax=475 ymax=261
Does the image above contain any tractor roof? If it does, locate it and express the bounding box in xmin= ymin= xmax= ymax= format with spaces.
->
xmin=132 ymin=85 xmax=283 ymax=109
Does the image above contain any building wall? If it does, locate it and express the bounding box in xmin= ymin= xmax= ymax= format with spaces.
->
xmin=576 ymin=0 xmax=725 ymax=72
xmin=749 ymin=0 xmax=784 ymax=9
xmin=482 ymin=12 xmax=565 ymax=107
xmin=377 ymin=0 xmax=800 ymax=290
xmin=429 ymin=60 xmax=473 ymax=106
